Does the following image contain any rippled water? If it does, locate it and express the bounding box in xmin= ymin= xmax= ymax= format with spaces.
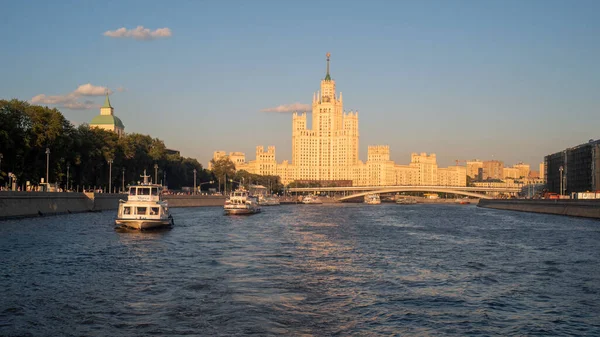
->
xmin=1 ymin=204 xmax=600 ymax=336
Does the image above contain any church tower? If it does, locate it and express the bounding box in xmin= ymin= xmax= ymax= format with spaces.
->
xmin=90 ymin=92 xmax=125 ymax=137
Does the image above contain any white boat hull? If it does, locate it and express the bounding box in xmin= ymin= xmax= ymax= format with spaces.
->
xmin=115 ymin=218 xmax=173 ymax=230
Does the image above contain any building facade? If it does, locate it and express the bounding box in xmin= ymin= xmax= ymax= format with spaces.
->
xmin=213 ymin=54 xmax=466 ymax=187
xmin=90 ymin=93 xmax=125 ymax=137
xmin=544 ymin=139 xmax=600 ymax=195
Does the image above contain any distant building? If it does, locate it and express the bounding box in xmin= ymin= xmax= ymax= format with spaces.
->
xmin=216 ymin=53 xmax=466 ymax=187
xmin=166 ymin=149 xmax=180 ymax=156
xmin=208 ymin=151 xmax=246 ymax=170
xmin=90 ymin=92 xmax=125 ymax=137
xmin=544 ymin=139 xmax=600 ymax=194
xmin=513 ymin=163 xmax=530 ymax=178
xmin=539 ymin=162 xmax=545 ymax=181
xmin=466 ymin=160 xmax=483 ymax=180
xmin=482 ymin=160 xmax=504 ymax=180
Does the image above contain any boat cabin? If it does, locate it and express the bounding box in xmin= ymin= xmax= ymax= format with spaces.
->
xmin=128 ymin=186 xmax=161 ymax=201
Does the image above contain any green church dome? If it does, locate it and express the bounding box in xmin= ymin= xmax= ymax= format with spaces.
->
xmin=90 ymin=114 xmax=125 ymax=129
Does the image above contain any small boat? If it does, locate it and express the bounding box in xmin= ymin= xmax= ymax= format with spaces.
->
xmin=258 ymin=195 xmax=281 ymax=206
xmin=302 ymin=195 xmax=323 ymax=204
xmin=224 ymin=189 xmax=261 ymax=215
xmin=364 ymin=193 xmax=381 ymax=205
xmin=396 ymin=198 xmax=417 ymax=204
xmin=456 ymin=198 xmax=471 ymax=205
xmin=115 ymin=170 xmax=174 ymax=230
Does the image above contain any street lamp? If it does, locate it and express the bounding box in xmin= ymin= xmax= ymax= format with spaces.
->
xmin=122 ymin=168 xmax=125 ymax=192
xmin=559 ymin=165 xmax=564 ymax=196
xmin=154 ymin=164 xmax=159 ymax=184
xmin=108 ymin=159 xmax=113 ymax=193
xmin=198 ymin=180 xmax=214 ymax=194
xmin=45 ymin=148 xmax=50 ymax=184
xmin=193 ymin=169 xmax=197 ymax=195
xmin=66 ymin=163 xmax=70 ymax=191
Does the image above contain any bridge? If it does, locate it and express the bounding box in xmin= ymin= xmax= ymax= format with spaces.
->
xmin=287 ymin=185 xmax=520 ymax=201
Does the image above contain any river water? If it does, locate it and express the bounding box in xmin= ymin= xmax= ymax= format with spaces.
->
xmin=1 ymin=204 xmax=599 ymax=336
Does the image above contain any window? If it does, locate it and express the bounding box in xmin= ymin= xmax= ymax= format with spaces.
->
xmin=152 ymin=188 xmax=159 ymax=196
xmin=123 ymin=207 xmax=131 ymax=215
xmin=136 ymin=207 xmax=147 ymax=215
xmin=139 ymin=188 xmax=150 ymax=195
xmin=129 ymin=188 xmax=137 ymax=196
xmin=150 ymin=207 xmax=159 ymax=215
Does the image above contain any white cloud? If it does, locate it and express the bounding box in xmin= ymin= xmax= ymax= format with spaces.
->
xmin=261 ymin=103 xmax=311 ymax=113
xmin=74 ymin=83 xmax=111 ymax=96
xmin=103 ymin=26 xmax=172 ymax=40
xmin=31 ymin=83 xmax=113 ymax=110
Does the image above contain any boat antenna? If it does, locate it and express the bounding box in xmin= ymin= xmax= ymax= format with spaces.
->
xmin=140 ymin=170 xmax=150 ymax=184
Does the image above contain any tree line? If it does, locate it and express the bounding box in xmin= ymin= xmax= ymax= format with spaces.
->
xmin=0 ymin=99 xmax=212 ymax=191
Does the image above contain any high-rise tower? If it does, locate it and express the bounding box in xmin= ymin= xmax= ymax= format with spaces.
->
xmin=291 ymin=53 xmax=359 ymax=181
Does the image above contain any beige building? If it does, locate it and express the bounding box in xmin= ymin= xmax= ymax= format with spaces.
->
xmin=208 ymin=151 xmax=246 ymax=170
xmin=513 ymin=163 xmax=530 ymax=178
xmin=466 ymin=160 xmax=483 ymax=179
xmin=212 ymin=54 xmax=466 ymax=187
xmin=503 ymin=167 xmax=520 ymax=179
xmin=90 ymin=93 xmax=125 ymax=137
xmin=483 ymin=160 xmax=504 ymax=180
xmin=539 ymin=162 xmax=545 ymax=180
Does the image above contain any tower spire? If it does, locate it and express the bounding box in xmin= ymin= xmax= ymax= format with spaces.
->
xmin=102 ymin=90 xmax=112 ymax=109
xmin=325 ymin=52 xmax=331 ymax=81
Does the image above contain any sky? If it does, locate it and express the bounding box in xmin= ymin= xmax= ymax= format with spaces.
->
xmin=1 ymin=0 xmax=599 ymax=169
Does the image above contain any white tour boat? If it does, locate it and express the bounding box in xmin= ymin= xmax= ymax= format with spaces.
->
xmin=224 ymin=189 xmax=261 ymax=215
xmin=115 ymin=171 xmax=174 ymax=230
xmin=302 ymin=195 xmax=323 ymax=204
xmin=364 ymin=193 xmax=381 ymax=205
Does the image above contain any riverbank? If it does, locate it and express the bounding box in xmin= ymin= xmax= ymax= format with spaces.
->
xmin=163 ymin=195 xmax=226 ymax=207
xmin=0 ymin=191 xmax=126 ymax=220
xmin=478 ymin=199 xmax=600 ymax=219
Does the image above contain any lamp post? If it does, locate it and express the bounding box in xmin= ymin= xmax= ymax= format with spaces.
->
xmin=122 ymin=168 xmax=125 ymax=192
xmin=559 ymin=165 xmax=564 ymax=196
xmin=108 ymin=159 xmax=113 ymax=193
xmin=66 ymin=163 xmax=70 ymax=191
xmin=45 ymin=148 xmax=50 ymax=184
xmin=198 ymin=180 xmax=214 ymax=194
xmin=193 ymin=169 xmax=197 ymax=195
xmin=154 ymin=164 xmax=159 ymax=184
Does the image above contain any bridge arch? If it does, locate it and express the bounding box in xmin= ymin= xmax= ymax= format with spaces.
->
xmin=338 ymin=187 xmax=492 ymax=201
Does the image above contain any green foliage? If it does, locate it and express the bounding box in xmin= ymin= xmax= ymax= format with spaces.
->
xmin=0 ymin=99 xmax=207 ymax=190
xmin=209 ymin=156 xmax=236 ymax=193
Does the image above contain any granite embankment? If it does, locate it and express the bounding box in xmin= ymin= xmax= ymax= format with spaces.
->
xmin=0 ymin=191 xmax=127 ymax=220
xmin=478 ymin=199 xmax=600 ymax=219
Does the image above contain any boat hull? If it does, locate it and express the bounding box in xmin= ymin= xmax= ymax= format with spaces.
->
xmin=115 ymin=218 xmax=172 ymax=230
xmin=223 ymin=208 xmax=261 ymax=215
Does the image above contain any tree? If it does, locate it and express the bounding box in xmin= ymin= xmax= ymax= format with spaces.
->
xmin=209 ymin=156 xmax=236 ymax=193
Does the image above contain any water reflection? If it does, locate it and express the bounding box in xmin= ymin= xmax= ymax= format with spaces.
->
xmin=1 ymin=204 xmax=599 ymax=336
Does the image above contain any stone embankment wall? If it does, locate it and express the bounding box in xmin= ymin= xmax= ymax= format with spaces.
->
xmin=0 ymin=192 xmax=126 ymax=220
xmin=163 ymin=195 xmax=226 ymax=207
xmin=478 ymin=199 xmax=600 ymax=219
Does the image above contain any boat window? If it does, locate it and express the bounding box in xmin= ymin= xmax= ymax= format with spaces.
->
xmin=152 ymin=188 xmax=159 ymax=196
xmin=150 ymin=207 xmax=159 ymax=215
xmin=139 ymin=188 xmax=150 ymax=196
xmin=136 ymin=207 xmax=147 ymax=215
xmin=129 ymin=188 xmax=137 ymax=196
xmin=123 ymin=207 xmax=131 ymax=215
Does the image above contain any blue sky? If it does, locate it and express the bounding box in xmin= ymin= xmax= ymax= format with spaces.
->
xmin=2 ymin=0 xmax=599 ymax=169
